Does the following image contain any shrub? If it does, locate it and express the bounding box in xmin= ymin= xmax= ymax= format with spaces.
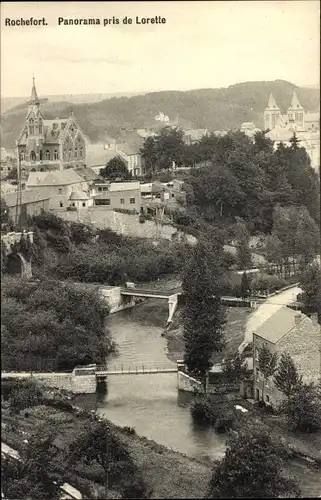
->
xmin=190 ymin=396 xmax=217 ymax=426
xmin=214 ymin=409 xmax=237 ymax=433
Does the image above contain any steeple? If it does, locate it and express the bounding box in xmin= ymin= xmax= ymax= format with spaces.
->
xmin=288 ymin=90 xmax=303 ymax=111
xmin=265 ymin=92 xmax=280 ymax=110
xmin=29 ymin=76 xmax=39 ymax=105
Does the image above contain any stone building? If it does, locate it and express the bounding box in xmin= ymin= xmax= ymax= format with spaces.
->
xmin=16 ymin=78 xmax=87 ymax=174
xmin=253 ymin=306 xmax=321 ymax=407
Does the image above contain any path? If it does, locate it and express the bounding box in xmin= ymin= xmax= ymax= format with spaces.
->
xmin=238 ymin=286 xmax=302 ymax=353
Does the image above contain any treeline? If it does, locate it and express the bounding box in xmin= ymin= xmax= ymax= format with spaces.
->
xmin=1 ymin=277 xmax=115 ymax=372
xmin=141 ymin=128 xmax=320 ymax=234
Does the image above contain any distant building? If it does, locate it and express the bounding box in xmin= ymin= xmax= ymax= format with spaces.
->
xmin=1 ymin=147 xmax=17 ymax=179
xmin=240 ymin=122 xmax=261 ymax=139
xmin=16 ymin=78 xmax=87 ymax=174
xmin=264 ymin=91 xmax=320 ymax=173
xmin=253 ymin=307 xmax=321 ymax=407
xmin=93 ymin=181 xmax=141 ymax=213
xmin=3 ymin=189 xmax=51 ymax=225
xmin=183 ymin=129 xmax=208 ymax=145
xmin=26 ymin=169 xmax=90 ymax=210
xmin=1 ymin=181 xmax=17 ymax=195
xmin=86 ymin=143 xmax=117 ymax=173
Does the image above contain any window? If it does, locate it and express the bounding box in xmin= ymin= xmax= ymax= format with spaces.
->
xmin=82 ymin=202 xmax=86 ymax=207
xmin=105 ymin=199 xmax=111 ymax=205
xmin=255 ymin=348 xmax=259 ymax=361
xmin=130 ymin=198 xmax=135 ymax=204
xmin=38 ymin=120 xmax=43 ymax=134
xmin=256 ymin=369 xmax=260 ymax=382
xmin=74 ymin=148 xmax=78 ymax=159
xmin=72 ymin=203 xmax=75 ymax=207
xmin=59 ymin=202 xmax=63 ymax=208
xmin=79 ymin=147 xmax=83 ymax=159
xmin=30 ymin=151 xmax=36 ymax=162
xmin=265 ymin=394 xmax=270 ymax=403
xmin=69 ymin=149 xmax=72 ymax=160
xmin=45 ymin=150 xmax=51 ymax=160
xmin=120 ymin=198 xmax=125 ymax=205
xmin=58 ymin=188 xmax=62 ymax=195
xmin=54 ymin=150 xmax=59 ymax=160
xmin=29 ymin=118 xmax=34 ymax=135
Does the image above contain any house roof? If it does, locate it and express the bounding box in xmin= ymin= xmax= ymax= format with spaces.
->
xmin=27 ymin=169 xmax=84 ymax=187
xmin=109 ymin=181 xmax=140 ymax=192
xmin=3 ymin=188 xmax=51 ymax=207
xmin=86 ymin=143 xmax=117 ymax=167
xmin=117 ymin=142 xmax=143 ymax=156
xmin=74 ymin=166 xmax=99 ymax=182
xmin=305 ymin=112 xmax=320 ymax=122
xmin=69 ymin=190 xmax=89 ymax=201
xmin=254 ymin=306 xmax=312 ymax=344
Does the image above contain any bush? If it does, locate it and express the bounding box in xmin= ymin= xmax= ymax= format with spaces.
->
xmin=214 ymin=409 xmax=237 ymax=433
xmin=251 ymin=274 xmax=287 ymax=294
xmin=190 ymin=396 xmax=217 ymax=426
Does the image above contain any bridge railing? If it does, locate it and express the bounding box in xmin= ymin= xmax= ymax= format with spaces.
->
xmin=97 ymin=361 xmax=176 ymax=374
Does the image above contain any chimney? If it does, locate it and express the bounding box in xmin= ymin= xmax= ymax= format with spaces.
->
xmin=294 ymin=313 xmax=302 ymax=326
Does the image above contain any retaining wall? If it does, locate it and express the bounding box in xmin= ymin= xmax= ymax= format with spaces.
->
xmin=52 ymin=208 xmax=197 ymax=243
xmin=177 ymin=371 xmax=202 ymax=392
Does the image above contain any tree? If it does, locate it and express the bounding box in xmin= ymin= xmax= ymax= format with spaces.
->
xmin=282 ymin=384 xmax=321 ymax=432
xmin=299 ymin=262 xmax=321 ymax=323
xmin=100 ymin=156 xmax=131 ymax=180
xmin=257 ymin=345 xmax=278 ymax=404
xmin=274 ymin=352 xmax=303 ymax=400
xmin=1 ymin=428 xmax=63 ymax=500
xmin=234 ymin=221 xmax=253 ymax=270
xmin=182 ymin=237 xmax=226 ymax=384
xmin=240 ymin=272 xmax=251 ymax=298
xmin=208 ymin=423 xmax=300 ymax=498
xmin=140 ymin=136 xmax=159 ymax=175
xmin=222 ymin=352 xmax=248 ymax=385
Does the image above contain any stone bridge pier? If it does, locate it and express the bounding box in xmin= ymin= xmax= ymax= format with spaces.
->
xmin=1 ymin=231 xmax=34 ymax=278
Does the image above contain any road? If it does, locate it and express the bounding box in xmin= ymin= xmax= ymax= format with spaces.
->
xmin=238 ymin=286 xmax=302 ymax=353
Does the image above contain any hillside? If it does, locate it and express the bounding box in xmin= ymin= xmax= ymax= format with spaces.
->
xmin=1 ymin=80 xmax=319 ymax=148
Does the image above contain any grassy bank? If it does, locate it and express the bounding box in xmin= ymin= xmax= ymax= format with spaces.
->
xmin=165 ymin=306 xmax=251 ymax=363
xmin=1 ymin=398 xmax=212 ymax=499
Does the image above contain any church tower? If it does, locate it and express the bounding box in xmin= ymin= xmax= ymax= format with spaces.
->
xmin=26 ymin=77 xmax=44 ymax=162
xmin=287 ymin=91 xmax=305 ymax=129
xmin=264 ymin=92 xmax=281 ymax=131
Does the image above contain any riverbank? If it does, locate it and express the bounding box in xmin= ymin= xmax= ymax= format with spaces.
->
xmin=1 ymin=391 xmax=212 ymax=499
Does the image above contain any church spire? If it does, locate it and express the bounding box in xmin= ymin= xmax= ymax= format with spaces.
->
xmin=30 ymin=76 xmax=39 ymax=105
xmin=288 ymin=90 xmax=303 ymax=110
xmin=266 ymin=92 xmax=279 ymax=110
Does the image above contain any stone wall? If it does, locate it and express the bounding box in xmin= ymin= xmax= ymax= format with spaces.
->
xmin=99 ymin=286 xmax=137 ymax=314
xmin=177 ymin=371 xmax=202 ymax=392
xmin=32 ymin=374 xmax=73 ymax=392
xmin=52 ymin=207 xmax=197 ymax=243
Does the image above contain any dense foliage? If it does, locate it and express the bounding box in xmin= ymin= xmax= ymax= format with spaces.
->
xmin=208 ymin=422 xmax=300 ymax=498
xmin=274 ymin=352 xmax=303 ymax=400
xmin=20 ymin=213 xmax=190 ymax=284
xmin=281 ymin=384 xmax=321 ymax=433
xmin=182 ymin=234 xmax=227 ymax=381
xmin=299 ymin=262 xmax=321 ymax=323
xmin=1 ymin=430 xmax=63 ymax=500
xmin=1 ymin=277 xmax=114 ymax=372
xmin=100 ymin=155 xmax=131 ymax=180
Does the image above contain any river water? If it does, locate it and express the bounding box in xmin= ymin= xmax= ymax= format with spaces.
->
xmin=94 ymin=304 xmax=227 ymax=462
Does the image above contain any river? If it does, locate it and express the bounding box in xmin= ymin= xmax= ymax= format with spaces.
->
xmin=80 ymin=303 xmax=227 ymax=462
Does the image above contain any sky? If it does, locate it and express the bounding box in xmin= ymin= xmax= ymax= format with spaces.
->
xmin=1 ymin=1 xmax=320 ymax=97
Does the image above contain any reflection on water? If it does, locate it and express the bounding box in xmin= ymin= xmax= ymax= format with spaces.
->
xmin=76 ymin=304 xmax=227 ymax=461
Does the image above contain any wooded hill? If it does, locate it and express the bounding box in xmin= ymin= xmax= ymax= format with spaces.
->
xmin=1 ymin=80 xmax=319 ymax=148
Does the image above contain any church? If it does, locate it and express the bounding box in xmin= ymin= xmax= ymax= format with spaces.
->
xmin=16 ymin=78 xmax=87 ymax=174
xmin=264 ymin=91 xmax=320 ymax=174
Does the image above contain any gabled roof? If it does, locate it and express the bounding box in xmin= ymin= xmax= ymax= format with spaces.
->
xmin=86 ymin=143 xmax=117 ymax=167
xmin=254 ymin=306 xmax=311 ymax=344
xmin=27 ymin=169 xmax=84 ymax=187
xmin=3 ymin=188 xmax=51 ymax=207
xmin=288 ymin=91 xmax=303 ymax=111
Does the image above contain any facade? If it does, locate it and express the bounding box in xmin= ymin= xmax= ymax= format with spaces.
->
xmin=240 ymin=122 xmax=261 ymax=139
xmin=16 ymin=78 xmax=87 ymax=174
xmin=1 ymin=182 xmax=17 ymax=195
xmin=116 ymin=143 xmax=145 ymax=177
xmin=94 ymin=181 xmax=141 ymax=212
xmin=26 ymin=169 xmax=90 ymax=210
xmin=3 ymin=189 xmax=51 ymax=225
xmin=1 ymin=147 xmax=17 ymax=179
xmin=264 ymin=91 xmax=320 ymax=173
xmin=253 ymin=307 xmax=321 ymax=407
xmin=69 ymin=190 xmax=93 ymax=210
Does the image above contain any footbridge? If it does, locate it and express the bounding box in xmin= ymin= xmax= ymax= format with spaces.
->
xmin=96 ymin=361 xmax=178 ymax=376
xmin=120 ymin=287 xmax=181 ymax=324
